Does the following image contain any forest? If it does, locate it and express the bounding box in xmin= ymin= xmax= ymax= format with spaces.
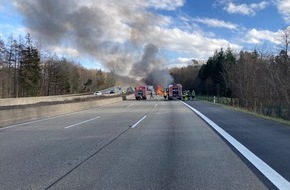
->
xmin=170 ymin=27 xmax=290 ymax=119
xmin=0 ymin=33 xmax=117 ymax=98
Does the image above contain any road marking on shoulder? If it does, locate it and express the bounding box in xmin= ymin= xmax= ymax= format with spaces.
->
xmin=181 ymin=101 xmax=290 ymax=190
xmin=0 ymin=109 xmax=100 ymax=131
xmin=154 ymin=104 xmax=158 ymax=107
xmin=65 ymin=116 xmax=101 ymax=129
xmin=0 ymin=112 xmax=83 ymax=131
xmin=131 ymin=115 xmax=147 ymax=128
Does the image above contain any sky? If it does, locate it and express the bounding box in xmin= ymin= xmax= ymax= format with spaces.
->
xmin=0 ymin=0 xmax=290 ymax=78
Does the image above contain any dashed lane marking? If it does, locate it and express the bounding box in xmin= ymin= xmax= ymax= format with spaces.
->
xmin=131 ymin=115 xmax=147 ymax=128
xmin=64 ymin=116 xmax=101 ymax=129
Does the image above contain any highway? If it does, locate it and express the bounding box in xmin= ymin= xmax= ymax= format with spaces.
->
xmin=0 ymin=99 xmax=288 ymax=189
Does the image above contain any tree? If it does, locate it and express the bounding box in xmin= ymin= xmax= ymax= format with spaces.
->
xmin=271 ymin=50 xmax=290 ymax=104
xmin=105 ymin=70 xmax=116 ymax=88
xmin=5 ymin=35 xmax=15 ymax=97
xmin=170 ymin=65 xmax=200 ymax=92
xmin=95 ymin=69 xmax=105 ymax=90
xmin=279 ymin=26 xmax=290 ymax=57
xmin=68 ymin=62 xmax=80 ymax=94
xmin=222 ymin=47 xmax=236 ymax=97
xmin=18 ymin=33 xmax=41 ymax=97
xmin=0 ymin=37 xmax=5 ymax=97
xmin=198 ymin=48 xmax=230 ymax=96
xmin=46 ymin=58 xmax=72 ymax=95
xmin=0 ymin=32 xmax=134 ymax=98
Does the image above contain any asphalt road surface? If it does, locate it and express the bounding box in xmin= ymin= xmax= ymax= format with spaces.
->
xmin=0 ymin=99 xmax=288 ymax=189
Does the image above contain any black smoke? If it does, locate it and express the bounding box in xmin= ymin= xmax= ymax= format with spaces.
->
xmin=144 ymin=69 xmax=173 ymax=88
xmin=130 ymin=43 xmax=159 ymax=78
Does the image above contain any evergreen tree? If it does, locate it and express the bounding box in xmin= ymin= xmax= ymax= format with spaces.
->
xmin=18 ymin=33 xmax=41 ymax=97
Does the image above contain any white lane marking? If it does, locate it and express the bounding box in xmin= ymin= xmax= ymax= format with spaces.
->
xmin=0 ymin=107 xmax=106 ymax=131
xmin=127 ymin=104 xmax=135 ymax=108
xmin=181 ymin=101 xmax=290 ymax=189
xmin=154 ymin=104 xmax=158 ymax=107
xmin=65 ymin=116 xmax=101 ymax=129
xmin=131 ymin=115 xmax=147 ymax=128
xmin=0 ymin=112 xmax=84 ymax=131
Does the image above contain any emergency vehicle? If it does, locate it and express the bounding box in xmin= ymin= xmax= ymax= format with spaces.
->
xmin=168 ymin=84 xmax=182 ymax=100
xmin=135 ymin=86 xmax=147 ymax=100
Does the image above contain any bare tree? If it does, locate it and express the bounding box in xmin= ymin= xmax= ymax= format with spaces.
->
xmin=279 ymin=26 xmax=290 ymax=57
xmin=0 ymin=37 xmax=5 ymax=98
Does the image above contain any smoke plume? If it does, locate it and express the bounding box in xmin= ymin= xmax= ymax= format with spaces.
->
xmin=144 ymin=69 xmax=174 ymax=88
xmin=130 ymin=43 xmax=159 ymax=77
xmin=12 ymin=0 xmax=175 ymax=83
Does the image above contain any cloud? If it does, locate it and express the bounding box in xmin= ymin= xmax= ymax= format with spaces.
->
xmin=276 ymin=0 xmax=290 ymax=23
xmin=193 ymin=17 xmax=238 ymax=30
xmin=145 ymin=0 xmax=185 ymax=10
xmin=0 ymin=4 xmax=4 ymax=12
xmin=155 ymin=27 xmax=241 ymax=58
xmin=51 ymin=46 xmax=80 ymax=57
xmin=167 ymin=57 xmax=206 ymax=69
xmin=246 ymin=28 xmax=281 ymax=44
xmin=224 ymin=1 xmax=269 ymax=16
xmin=250 ymin=1 xmax=269 ymax=10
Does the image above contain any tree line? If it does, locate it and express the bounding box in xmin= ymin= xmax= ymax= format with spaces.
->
xmin=2 ymin=28 xmax=290 ymax=118
xmin=0 ymin=33 xmax=115 ymax=98
xmin=170 ymin=27 xmax=290 ymax=118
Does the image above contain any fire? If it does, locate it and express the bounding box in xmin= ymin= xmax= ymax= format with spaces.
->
xmin=156 ymin=85 xmax=163 ymax=95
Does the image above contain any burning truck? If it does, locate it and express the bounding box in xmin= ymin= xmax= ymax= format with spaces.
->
xmin=135 ymin=86 xmax=148 ymax=100
xmin=167 ymin=84 xmax=183 ymax=100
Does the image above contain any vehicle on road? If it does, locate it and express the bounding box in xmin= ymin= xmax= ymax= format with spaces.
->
xmin=168 ymin=84 xmax=182 ymax=100
xmin=93 ymin=91 xmax=102 ymax=96
xmin=135 ymin=86 xmax=147 ymax=100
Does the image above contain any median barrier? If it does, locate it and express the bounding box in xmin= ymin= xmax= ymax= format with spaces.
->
xmin=0 ymin=94 xmax=93 ymax=106
xmin=0 ymin=94 xmax=134 ymax=127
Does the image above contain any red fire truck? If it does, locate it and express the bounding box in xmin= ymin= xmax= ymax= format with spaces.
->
xmin=135 ymin=86 xmax=147 ymax=100
xmin=168 ymin=84 xmax=182 ymax=100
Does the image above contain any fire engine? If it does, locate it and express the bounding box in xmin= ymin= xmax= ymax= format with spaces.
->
xmin=135 ymin=86 xmax=147 ymax=100
xmin=168 ymin=84 xmax=182 ymax=100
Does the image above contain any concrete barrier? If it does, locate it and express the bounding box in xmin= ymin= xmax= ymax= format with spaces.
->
xmin=0 ymin=94 xmax=94 ymax=106
xmin=0 ymin=94 xmax=135 ymax=127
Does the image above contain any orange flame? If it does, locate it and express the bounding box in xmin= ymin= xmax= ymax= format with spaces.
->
xmin=156 ymin=85 xmax=163 ymax=95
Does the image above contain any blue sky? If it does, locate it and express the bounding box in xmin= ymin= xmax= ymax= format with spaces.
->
xmin=0 ymin=0 xmax=290 ymax=76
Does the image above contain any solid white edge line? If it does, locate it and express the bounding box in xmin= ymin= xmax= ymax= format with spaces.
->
xmin=131 ymin=115 xmax=147 ymax=128
xmin=181 ymin=101 xmax=290 ymax=190
xmin=65 ymin=116 xmax=100 ymax=129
